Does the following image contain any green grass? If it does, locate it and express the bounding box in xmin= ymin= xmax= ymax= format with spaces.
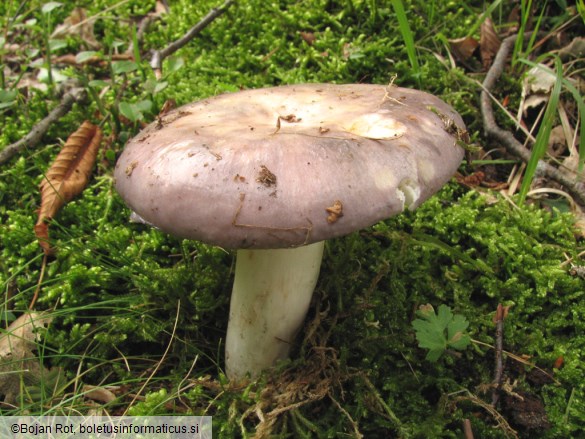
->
xmin=391 ymin=0 xmax=421 ymax=84
xmin=1 ymin=0 xmax=584 ymax=437
xmin=519 ymin=56 xmax=564 ymax=203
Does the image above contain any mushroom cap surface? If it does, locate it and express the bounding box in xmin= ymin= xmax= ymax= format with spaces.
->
xmin=114 ymin=83 xmax=466 ymax=249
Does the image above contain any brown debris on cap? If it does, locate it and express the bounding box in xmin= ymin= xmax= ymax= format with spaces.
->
xmin=114 ymin=83 xmax=466 ymax=249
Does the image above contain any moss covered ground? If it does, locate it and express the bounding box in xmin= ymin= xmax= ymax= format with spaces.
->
xmin=1 ymin=0 xmax=584 ymax=437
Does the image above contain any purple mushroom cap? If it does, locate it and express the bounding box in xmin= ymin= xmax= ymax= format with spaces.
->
xmin=114 ymin=83 xmax=466 ymax=249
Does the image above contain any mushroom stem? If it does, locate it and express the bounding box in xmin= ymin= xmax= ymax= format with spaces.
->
xmin=225 ymin=241 xmax=325 ymax=380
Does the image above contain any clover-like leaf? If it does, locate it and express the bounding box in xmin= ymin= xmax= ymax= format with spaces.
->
xmin=112 ymin=60 xmax=138 ymax=75
xmin=41 ymin=2 xmax=63 ymax=14
xmin=412 ymin=304 xmax=471 ymax=362
xmin=119 ymin=100 xmax=152 ymax=123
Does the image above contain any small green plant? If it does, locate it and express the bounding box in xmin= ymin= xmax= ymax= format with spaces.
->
xmin=511 ymin=0 xmax=545 ymax=68
xmin=412 ymin=304 xmax=471 ymax=361
xmin=40 ymin=1 xmax=64 ymax=92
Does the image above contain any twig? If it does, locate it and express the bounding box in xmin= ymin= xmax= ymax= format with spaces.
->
xmin=491 ymin=304 xmax=506 ymax=407
xmin=480 ymin=33 xmax=585 ymax=206
xmin=328 ymin=392 xmax=363 ymax=439
xmin=0 ymin=87 xmax=87 ymax=165
xmin=450 ymin=391 xmax=519 ymax=439
xmin=462 ymin=419 xmax=475 ymax=439
xmin=360 ymin=375 xmax=406 ymax=435
xmin=471 ymin=338 xmax=560 ymax=385
xmin=150 ymin=0 xmax=236 ymax=79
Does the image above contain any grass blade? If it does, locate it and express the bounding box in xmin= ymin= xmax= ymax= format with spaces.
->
xmin=465 ymin=0 xmax=504 ymax=38
xmin=520 ymin=58 xmax=585 ymax=172
xmin=519 ymin=57 xmax=563 ymax=203
xmin=391 ymin=0 xmax=420 ymax=83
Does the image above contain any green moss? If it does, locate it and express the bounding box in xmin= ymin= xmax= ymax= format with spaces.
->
xmin=315 ymin=186 xmax=584 ymax=437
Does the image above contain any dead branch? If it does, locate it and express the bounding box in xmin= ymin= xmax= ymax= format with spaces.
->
xmin=150 ymin=0 xmax=235 ymax=79
xmin=53 ymin=53 xmax=133 ymax=67
xmin=480 ymin=33 xmax=585 ymax=206
xmin=491 ymin=304 xmax=506 ymax=407
xmin=0 ymin=86 xmax=87 ymax=165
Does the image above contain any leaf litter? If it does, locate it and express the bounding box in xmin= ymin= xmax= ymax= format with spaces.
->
xmin=35 ymin=121 xmax=102 ymax=255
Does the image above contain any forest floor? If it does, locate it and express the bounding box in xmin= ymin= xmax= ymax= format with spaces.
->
xmin=1 ymin=1 xmax=584 ymax=437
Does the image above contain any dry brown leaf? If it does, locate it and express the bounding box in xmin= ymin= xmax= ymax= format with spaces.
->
xmin=158 ymin=99 xmax=177 ymax=116
xmin=82 ymin=384 xmax=118 ymax=404
xmin=51 ymin=7 xmax=100 ymax=49
xmin=517 ymin=64 xmax=557 ymax=120
xmin=559 ymin=37 xmax=585 ymax=60
xmin=449 ymin=36 xmax=479 ymax=62
xmin=0 ymin=312 xmax=52 ymax=404
xmin=35 ymin=121 xmax=102 ymax=254
xmin=300 ymin=31 xmax=316 ymax=46
xmin=0 ymin=313 xmax=52 ymax=358
xmin=480 ymin=17 xmax=501 ymax=70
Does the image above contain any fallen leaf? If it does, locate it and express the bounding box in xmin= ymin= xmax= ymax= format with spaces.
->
xmin=456 ymin=171 xmax=486 ymax=188
xmin=559 ymin=37 xmax=585 ymax=60
xmin=158 ymin=99 xmax=177 ymax=116
xmin=524 ymin=64 xmax=557 ymax=94
xmin=0 ymin=312 xmax=52 ymax=404
xmin=506 ymin=5 xmax=521 ymax=33
xmin=479 ymin=17 xmax=501 ymax=70
xmin=53 ymin=53 xmax=133 ymax=67
xmin=51 ymin=7 xmax=100 ymax=49
xmin=300 ymin=31 xmax=316 ymax=46
xmin=82 ymin=384 xmax=118 ymax=403
xmin=35 ymin=121 xmax=102 ymax=254
xmin=517 ymin=64 xmax=557 ymax=119
xmin=449 ymin=36 xmax=479 ymax=62
xmin=0 ymin=313 xmax=52 ymax=358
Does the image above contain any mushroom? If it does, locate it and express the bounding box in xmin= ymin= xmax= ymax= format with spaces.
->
xmin=114 ymin=83 xmax=467 ymax=380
